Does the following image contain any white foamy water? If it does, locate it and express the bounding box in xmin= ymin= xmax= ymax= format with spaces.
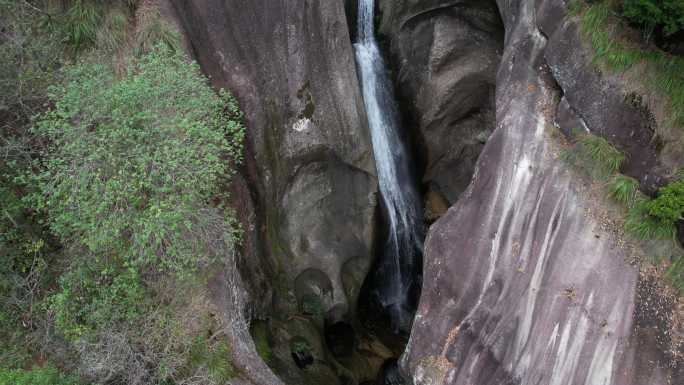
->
xmin=354 ymin=0 xmax=423 ymax=323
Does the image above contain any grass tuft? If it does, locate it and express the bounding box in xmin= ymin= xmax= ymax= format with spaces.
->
xmin=665 ymin=255 xmax=684 ymax=296
xmin=96 ymin=6 xmax=130 ymax=53
xmin=563 ymin=133 xmax=626 ymax=179
xmin=579 ymin=2 xmax=684 ymax=128
xmin=609 ymin=174 xmax=640 ymax=206
xmin=579 ymin=134 xmax=626 ymax=175
xmin=62 ymin=0 xmax=103 ymax=50
xmin=135 ymin=7 xmax=181 ymax=55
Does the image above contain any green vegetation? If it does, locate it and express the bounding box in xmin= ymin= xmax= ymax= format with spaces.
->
xmin=625 ymin=198 xmax=678 ymax=239
xmin=609 ymin=175 xmax=640 ymax=206
xmin=134 ymin=5 xmax=181 ymax=54
xmin=35 ymin=46 xmax=243 ymax=287
xmin=1 ymin=0 xmax=68 ymax=371
xmin=573 ymin=1 xmax=684 ymax=297
xmin=32 ymin=46 xmax=243 ymax=382
xmin=625 ymin=174 xmax=684 ymax=241
xmin=665 ymin=255 xmax=684 ymax=295
xmin=1 ymin=1 xmax=244 ymax=383
xmin=0 ymin=366 xmax=83 ymax=385
xmin=300 ymin=293 xmax=325 ymax=317
xmin=579 ymin=1 xmax=684 ymax=128
xmin=562 ymin=132 xmax=627 ymax=179
xmin=641 ymin=175 xmax=684 ymax=224
xmin=251 ymin=321 xmax=273 ymax=363
xmin=290 ymin=338 xmax=313 ymax=358
xmin=622 ymin=0 xmax=684 ymax=36
xmin=189 ymin=338 xmax=236 ymax=383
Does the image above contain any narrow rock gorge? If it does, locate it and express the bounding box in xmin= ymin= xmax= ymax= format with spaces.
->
xmin=166 ymin=0 xmax=683 ymax=384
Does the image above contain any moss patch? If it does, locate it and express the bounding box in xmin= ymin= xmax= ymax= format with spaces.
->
xmin=250 ymin=320 xmax=273 ymax=363
xmin=296 ymin=81 xmax=316 ymax=120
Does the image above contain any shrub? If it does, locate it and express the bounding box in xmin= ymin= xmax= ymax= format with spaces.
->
xmin=31 ymin=44 xmax=243 ymax=364
xmin=34 ymin=46 xmax=243 ymax=283
xmin=622 ymin=0 xmax=684 ymax=36
xmin=625 ymin=197 xmax=678 ymax=239
xmin=642 ymin=176 xmax=684 ymax=223
xmin=28 ymin=46 xmax=244 ymax=383
xmin=0 ymin=366 xmax=82 ymax=385
xmin=0 ymin=2 xmax=64 ymax=368
xmin=625 ymin=173 xmax=684 ymax=241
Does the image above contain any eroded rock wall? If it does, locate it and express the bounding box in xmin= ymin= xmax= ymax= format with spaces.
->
xmin=399 ymin=0 xmax=682 ymax=384
xmin=166 ymin=1 xmax=378 ymax=384
xmin=377 ymin=0 xmax=503 ymax=212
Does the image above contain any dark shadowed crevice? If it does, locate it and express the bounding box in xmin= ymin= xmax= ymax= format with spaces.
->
xmin=324 ymin=322 xmax=356 ymax=358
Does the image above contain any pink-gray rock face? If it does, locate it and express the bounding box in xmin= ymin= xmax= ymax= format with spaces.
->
xmin=167 ymin=1 xmax=377 ymax=384
xmin=169 ymin=0 xmax=377 ymax=319
xmin=400 ymin=0 xmax=682 ymax=384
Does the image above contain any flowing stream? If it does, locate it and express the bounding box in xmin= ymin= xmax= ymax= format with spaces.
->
xmin=354 ymin=0 xmax=423 ymax=331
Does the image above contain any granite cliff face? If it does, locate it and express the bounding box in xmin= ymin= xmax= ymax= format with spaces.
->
xmin=164 ymin=0 xmax=682 ymax=384
xmin=383 ymin=1 xmax=683 ymax=384
xmin=167 ymin=1 xmax=377 ymax=384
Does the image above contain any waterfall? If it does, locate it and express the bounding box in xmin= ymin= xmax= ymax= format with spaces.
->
xmin=354 ymin=0 xmax=423 ymax=331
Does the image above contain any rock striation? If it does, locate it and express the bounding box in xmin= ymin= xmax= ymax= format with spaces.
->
xmin=395 ymin=1 xmax=682 ymax=384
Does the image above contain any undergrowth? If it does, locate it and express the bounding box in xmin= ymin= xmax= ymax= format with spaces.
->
xmin=1 ymin=1 xmax=243 ymax=383
xmin=0 ymin=366 xmax=83 ymax=385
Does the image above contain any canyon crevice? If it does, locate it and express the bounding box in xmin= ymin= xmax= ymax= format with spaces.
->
xmin=165 ymin=0 xmax=682 ymax=384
